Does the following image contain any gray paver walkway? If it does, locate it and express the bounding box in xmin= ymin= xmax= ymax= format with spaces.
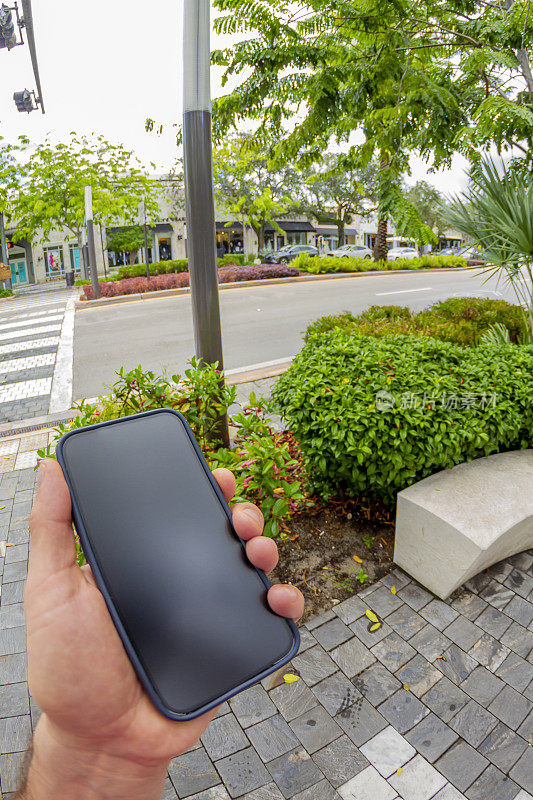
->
xmin=1 ymin=465 xmax=532 ymax=799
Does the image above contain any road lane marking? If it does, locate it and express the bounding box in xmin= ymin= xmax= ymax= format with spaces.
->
xmin=0 ymin=337 xmax=60 ymax=356
xmin=375 ymin=287 xmax=432 ymax=296
xmin=0 ymin=314 xmax=63 ymax=333
xmin=1 ymin=324 xmax=62 ymax=342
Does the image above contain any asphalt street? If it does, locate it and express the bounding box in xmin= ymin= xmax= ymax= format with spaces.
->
xmin=72 ymin=267 xmax=516 ymax=400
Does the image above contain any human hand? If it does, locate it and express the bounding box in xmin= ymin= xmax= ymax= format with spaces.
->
xmin=23 ymin=459 xmax=304 ymax=799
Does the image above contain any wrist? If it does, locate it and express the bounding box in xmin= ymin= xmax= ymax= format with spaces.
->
xmin=22 ymin=715 xmax=168 ymax=800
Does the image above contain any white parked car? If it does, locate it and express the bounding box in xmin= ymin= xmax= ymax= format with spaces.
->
xmin=327 ymin=244 xmax=373 ymax=259
xmin=387 ymin=246 xmax=419 ymax=261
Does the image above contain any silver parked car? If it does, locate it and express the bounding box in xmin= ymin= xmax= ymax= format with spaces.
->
xmin=326 ymin=244 xmax=373 ymax=259
xmin=387 ymin=246 xmax=419 ymax=261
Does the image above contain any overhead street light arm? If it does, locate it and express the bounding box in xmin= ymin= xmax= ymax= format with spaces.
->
xmin=20 ymin=0 xmax=44 ymax=113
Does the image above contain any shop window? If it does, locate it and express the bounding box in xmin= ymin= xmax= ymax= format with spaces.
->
xmin=286 ymin=231 xmax=306 ymax=246
xmin=68 ymin=244 xmax=82 ymax=273
xmin=158 ymin=237 xmax=172 ymax=261
xmin=43 ymin=246 xmax=65 ymax=277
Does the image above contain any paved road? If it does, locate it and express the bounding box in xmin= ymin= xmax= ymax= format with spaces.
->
xmin=73 ymin=268 xmax=515 ymax=401
xmin=0 ymin=289 xmax=75 ymax=424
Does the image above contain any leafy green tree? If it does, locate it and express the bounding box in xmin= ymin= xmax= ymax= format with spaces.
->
xmin=7 ymin=134 xmax=161 ymax=253
xmin=105 ymin=225 xmax=146 ymax=265
xmin=404 ymin=181 xmax=448 ymax=240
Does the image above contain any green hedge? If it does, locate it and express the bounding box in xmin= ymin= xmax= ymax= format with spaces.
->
xmin=305 ymin=298 xmax=528 ymax=346
xmin=294 ymin=253 xmax=467 ymax=273
xmin=0 ymin=288 xmax=13 ymax=298
xmin=117 ymin=260 xmax=189 ymax=279
xmin=273 ymin=331 xmax=532 ymax=503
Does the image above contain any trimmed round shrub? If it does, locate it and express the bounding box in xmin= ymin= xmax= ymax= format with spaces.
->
xmin=273 ymin=330 xmax=533 ymax=504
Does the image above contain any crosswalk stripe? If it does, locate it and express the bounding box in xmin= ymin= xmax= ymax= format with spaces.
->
xmin=0 ymin=353 xmax=56 ymax=374
xmin=0 ymin=307 xmax=65 ymax=323
xmin=0 ymin=377 xmax=53 ymax=403
xmin=0 ymin=337 xmax=60 ymax=356
xmin=1 ymin=324 xmax=62 ymax=342
xmin=0 ymin=314 xmax=63 ymax=333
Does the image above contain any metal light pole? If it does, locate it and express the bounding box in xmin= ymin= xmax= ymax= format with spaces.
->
xmin=0 ymin=213 xmax=12 ymax=292
xmin=84 ymin=186 xmax=100 ymax=299
xmin=139 ymin=198 xmax=150 ymax=280
xmin=183 ymin=0 xmax=229 ymax=447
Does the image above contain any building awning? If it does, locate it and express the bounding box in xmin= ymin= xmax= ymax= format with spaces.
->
xmin=107 ymin=223 xmax=173 ymax=235
xmin=264 ymin=221 xmax=316 ymax=233
xmin=315 ymin=227 xmax=359 ymax=236
xmin=216 ymin=221 xmax=243 ymax=232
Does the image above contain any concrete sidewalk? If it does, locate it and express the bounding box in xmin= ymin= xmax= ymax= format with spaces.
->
xmin=0 ymin=426 xmax=532 ymax=798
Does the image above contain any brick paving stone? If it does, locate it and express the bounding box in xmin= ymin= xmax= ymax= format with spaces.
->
xmin=334 ymin=696 xmax=387 ymax=747
xmin=167 ymin=749 xmax=220 ymax=797
xmin=380 ymin=569 xmax=411 ymax=592
xmin=0 ymin=580 xmax=24 ymax=605
xmin=525 ymin=680 xmax=533 ymax=701
xmin=362 ymin=585 xmax=403 ymax=618
xmin=296 ymin=628 xmax=316 ymax=653
xmin=488 ymin=684 xmax=533 ymax=730
xmin=486 ymin=560 xmax=514 ymax=583
xmin=348 ymin=616 xmax=392 ymax=647
xmin=291 ymin=779 xmax=340 ymax=800
xmin=311 ymin=671 xmax=360 ymax=716
xmin=439 ymin=644 xmax=477 ymax=683
xmin=500 ymin=622 xmax=533 ymax=659
xmin=496 ymin=653 xmax=533 ymax=692
xmin=405 ymin=712 xmax=459 ymax=762
xmin=0 ymin=751 xmax=26 ymax=794
xmin=410 ymin=625 xmax=452 ymax=661
xmin=292 ymin=646 xmax=337 ymax=686
xmin=359 ymin=725 xmax=415 ymax=777
xmin=432 ymin=785 xmax=468 ymax=800
xmin=333 ymin=595 xmax=367 ymax=625
xmin=0 ymin=602 xmax=25 ymax=629
xmin=468 ymin=633 xmax=509 ymax=671
xmin=478 ymin=721 xmax=528 ymax=772
xmin=421 ymin=676 xmax=471 ymax=723
xmin=160 ymin=778 xmax=179 ymax=799
xmin=396 ymin=654 xmax=443 ymax=697
xmin=465 ymin=765 xmax=520 ymax=800
xmin=517 ymin=707 xmax=533 ymax=741
xmin=2 ymin=562 xmax=27 ymax=583
xmin=0 ymin=682 xmax=29 ymax=717
xmin=443 ymin=617 xmax=484 ymax=653
xmin=435 ymin=740 xmax=489 ymax=793
xmin=215 ymin=747 xmax=271 ymax=798
xmin=505 ymin=569 xmax=533 ymax=600
xmin=185 ymin=789 xmax=229 ymax=800
xmin=386 ymin=605 xmax=427 ymax=640
xmin=420 ymin=599 xmax=459 ymax=631
xmin=460 ymin=665 xmax=506 ymax=706
xmin=397 ymin=582 xmax=433 ymax=611
xmin=504 ymin=596 xmax=533 ymax=627
xmin=0 ymin=715 xmax=31 ymax=753
xmin=479 ymin=579 xmax=515 ymax=609
xmin=312 ymin=619 xmax=353 ymax=651
xmin=238 ymin=782 xmax=284 ymax=800
xmin=448 ymin=699 xmax=498 ymax=747
xmin=378 ymin=687 xmax=428 ymax=733
xmin=510 ymin=749 xmax=533 ymax=795
xmin=266 ymin=748 xmax=323 ymax=799
xmin=474 ymin=605 xmax=513 ymax=639
xmin=0 ymin=653 xmax=26 ymax=684
xmin=270 ymin=677 xmax=318 ymax=722
xmin=246 ymin=714 xmax=299 ymax=762
xmin=289 ymin=705 xmax=342 ymax=754
xmin=306 ymin=610 xmax=336 ymax=631
xmin=514 ymin=792 xmax=533 ymax=800
xmin=389 ymin=754 xmax=447 ymax=800
xmin=229 ymin=685 xmax=276 ymax=728
xmin=352 ymin=662 xmax=401 ymax=707
xmin=330 ymin=637 xmax=375 ymax=678
xmin=200 ymin=713 xmax=249 ymax=760
xmin=4 ymin=544 xmax=28 ymax=564
xmin=337 ymin=765 xmax=397 ymax=800
xmin=313 ymin=735 xmax=369 ymax=787
xmin=508 ymin=552 xmax=533 ymax=572
xmin=370 ymin=632 xmax=416 ymax=673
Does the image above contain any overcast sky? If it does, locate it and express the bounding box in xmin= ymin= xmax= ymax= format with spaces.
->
xmin=1 ymin=0 xmax=470 ymax=193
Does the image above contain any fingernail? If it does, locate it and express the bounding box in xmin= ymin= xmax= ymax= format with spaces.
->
xmin=286 ymin=585 xmax=300 ymax=602
xmin=240 ymin=505 xmax=263 ymax=525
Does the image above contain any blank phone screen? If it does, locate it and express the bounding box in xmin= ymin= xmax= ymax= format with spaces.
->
xmin=60 ymin=411 xmax=295 ymax=716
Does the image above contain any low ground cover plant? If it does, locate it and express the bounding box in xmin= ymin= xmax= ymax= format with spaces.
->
xmin=294 ymin=253 xmax=467 ymax=273
xmin=81 ymin=264 xmax=299 ymax=299
xmin=273 ymin=329 xmax=532 ymax=504
xmin=0 ymin=288 xmax=13 ymax=298
xmin=305 ymin=298 xmax=527 ymax=346
xmin=38 ymin=360 xmax=307 ymax=552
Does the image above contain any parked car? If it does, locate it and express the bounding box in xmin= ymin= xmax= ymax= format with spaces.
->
xmin=326 ymin=244 xmax=373 ymax=259
xmin=264 ymin=244 xmax=318 ymax=264
xmin=438 ymin=247 xmax=461 ymax=256
xmin=387 ymin=246 xmax=419 ymax=261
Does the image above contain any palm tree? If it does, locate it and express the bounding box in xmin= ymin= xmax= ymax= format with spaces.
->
xmin=445 ymin=159 xmax=533 ymax=343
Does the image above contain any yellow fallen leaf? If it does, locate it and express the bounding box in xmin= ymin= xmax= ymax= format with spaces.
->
xmin=353 ymin=555 xmax=363 ymax=564
xmin=0 ymin=506 xmax=4 ymax=510
xmin=397 ymin=767 xmax=402 ymax=776
xmin=369 ymin=622 xmax=381 ymax=632
xmin=5 ymin=542 xmax=14 ymax=547
xmin=436 ymin=655 xmax=447 ymax=661
xmin=365 ymin=609 xmax=379 ymax=624
xmin=403 ymin=683 xmax=410 ymax=691
xmin=283 ymin=674 xmax=300 ymax=683
xmin=390 ymin=585 xmax=397 ymax=595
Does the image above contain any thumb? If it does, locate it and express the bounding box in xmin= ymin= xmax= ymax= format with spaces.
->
xmin=28 ymin=459 xmax=77 ymax=585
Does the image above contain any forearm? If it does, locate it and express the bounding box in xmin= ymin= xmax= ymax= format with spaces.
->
xmin=16 ymin=715 xmax=168 ymax=800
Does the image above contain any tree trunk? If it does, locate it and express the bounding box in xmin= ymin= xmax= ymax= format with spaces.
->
xmin=374 ymin=217 xmax=388 ymax=261
xmin=129 ymin=249 xmax=136 ymax=265
xmin=337 ymin=213 xmax=345 ymax=247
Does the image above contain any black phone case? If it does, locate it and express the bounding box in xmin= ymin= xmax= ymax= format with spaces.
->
xmin=56 ymin=409 xmax=300 ymax=720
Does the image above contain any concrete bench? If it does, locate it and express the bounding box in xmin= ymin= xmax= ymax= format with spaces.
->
xmin=394 ymin=450 xmax=533 ymax=599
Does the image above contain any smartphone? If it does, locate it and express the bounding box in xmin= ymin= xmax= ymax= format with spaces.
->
xmin=56 ymin=409 xmax=299 ymax=720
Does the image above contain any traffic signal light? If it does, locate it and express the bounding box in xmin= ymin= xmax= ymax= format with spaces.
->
xmin=0 ymin=4 xmax=17 ymax=49
xmin=13 ymin=89 xmax=34 ymax=112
